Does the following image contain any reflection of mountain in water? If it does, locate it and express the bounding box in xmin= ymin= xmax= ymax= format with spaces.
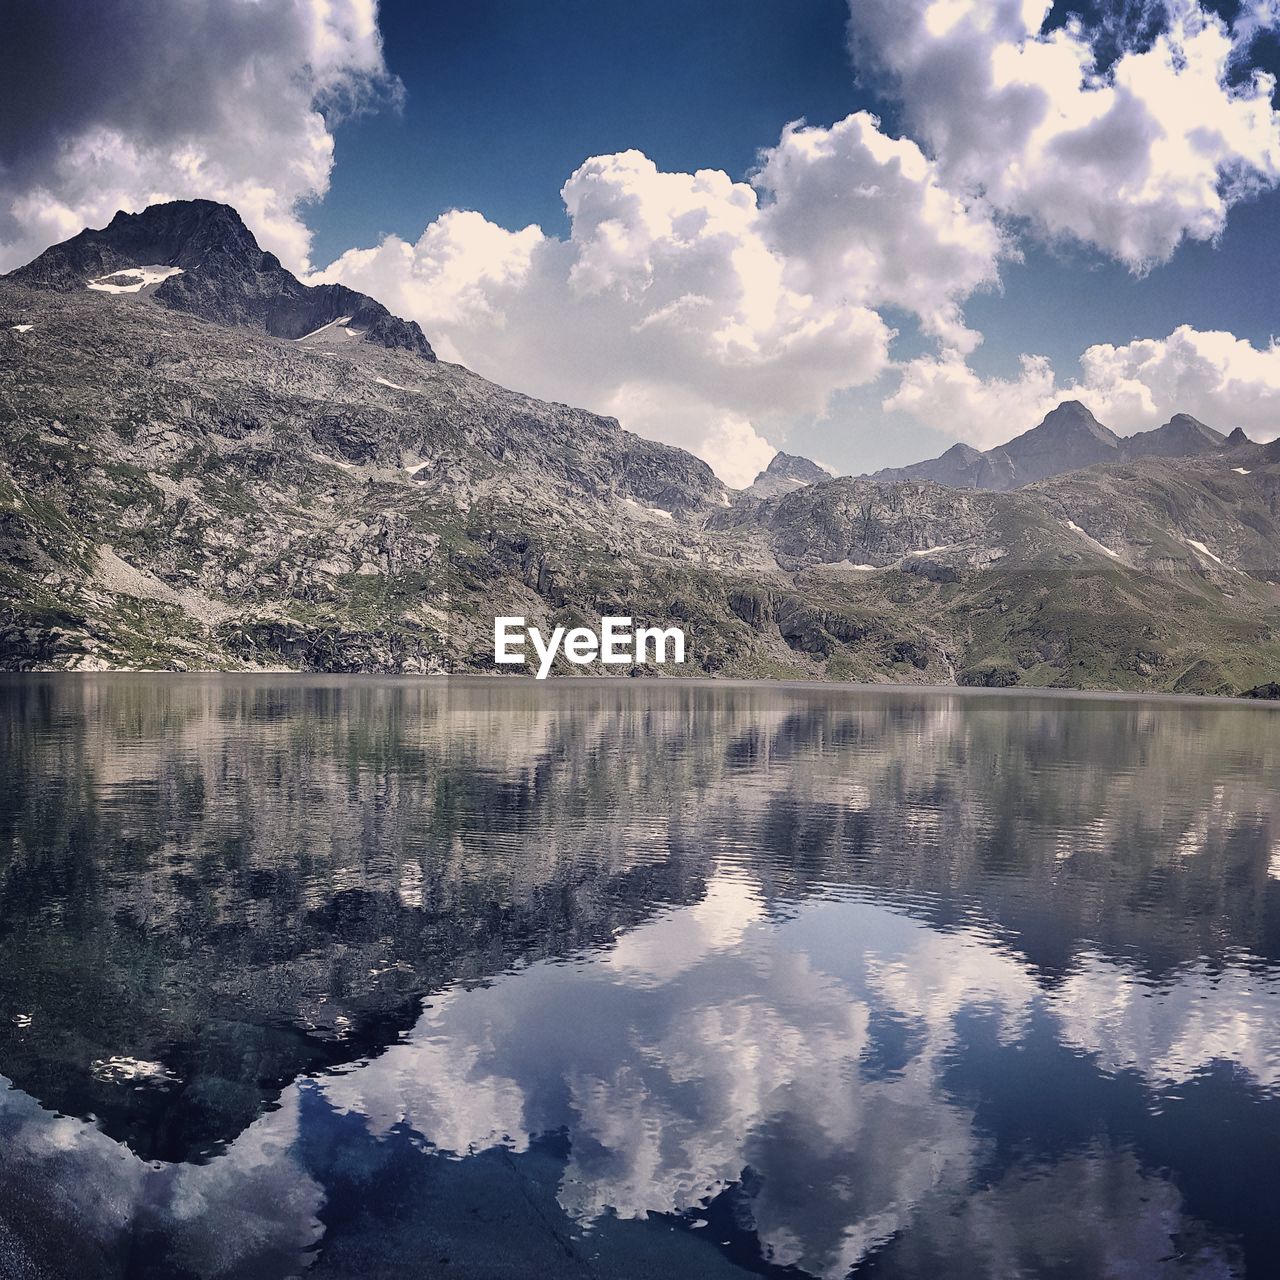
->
xmin=0 ymin=678 xmax=722 ymax=1160
xmin=1 ymin=678 xmax=1279 ymax=1277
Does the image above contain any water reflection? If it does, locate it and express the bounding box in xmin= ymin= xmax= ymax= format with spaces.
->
xmin=0 ymin=676 xmax=1278 ymax=1277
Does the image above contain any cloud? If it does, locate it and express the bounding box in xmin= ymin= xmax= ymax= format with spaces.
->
xmin=319 ymin=117 xmax=1006 ymax=485
xmin=1077 ymin=325 xmax=1280 ymax=431
xmin=886 ymin=325 xmax=1280 ymax=441
xmin=755 ymin=112 xmax=1006 ymax=352
xmin=848 ymin=0 xmax=1280 ymax=269
xmin=0 ymin=0 xmax=400 ymax=273
xmin=885 ymin=351 xmax=1062 ymax=446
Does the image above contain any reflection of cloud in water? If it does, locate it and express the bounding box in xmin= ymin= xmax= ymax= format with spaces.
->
xmin=861 ymin=923 xmax=1035 ymax=1055
xmin=888 ymin=1143 xmax=1239 ymax=1279
xmin=320 ymin=881 xmax=985 ymax=1277
xmin=1053 ymin=954 xmax=1280 ymax=1094
xmin=0 ymin=871 xmax=1275 ymax=1276
xmin=606 ymin=870 xmax=764 ymax=983
xmin=315 ymin=881 xmax=1280 ymax=1274
xmin=324 ymin=1022 xmax=529 ymax=1156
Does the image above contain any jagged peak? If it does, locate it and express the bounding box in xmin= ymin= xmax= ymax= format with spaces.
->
xmin=1016 ymin=399 xmax=1120 ymax=449
xmin=6 ymin=198 xmax=435 ymax=361
xmin=760 ymin=451 xmax=831 ymax=480
xmin=105 ymin=198 xmax=250 ymax=233
xmin=1039 ymin=399 xmax=1107 ymax=427
xmin=1122 ymin=413 xmax=1226 ymax=458
xmin=1150 ymin=413 xmax=1220 ymax=439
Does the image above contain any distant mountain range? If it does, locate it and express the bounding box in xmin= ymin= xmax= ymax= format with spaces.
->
xmin=749 ymin=401 xmax=1252 ymax=496
xmin=865 ymin=400 xmax=1252 ymax=489
xmin=3 ymin=200 xmax=1280 ymax=695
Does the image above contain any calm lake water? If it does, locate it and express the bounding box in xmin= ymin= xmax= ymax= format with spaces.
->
xmin=1 ymin=676 xmax=1279 ymax=1279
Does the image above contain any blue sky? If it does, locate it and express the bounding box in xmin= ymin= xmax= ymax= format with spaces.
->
xmin=310 ymin=0 xmax=865 ymax=264
xmin=5 ymin=0 xmax=1280 ymax=482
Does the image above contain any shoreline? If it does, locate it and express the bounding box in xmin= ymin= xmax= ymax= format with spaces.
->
xmin=3 ymin=668 xmax=1278 ymax=709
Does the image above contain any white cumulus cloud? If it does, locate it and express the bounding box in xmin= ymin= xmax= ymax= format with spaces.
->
xmin=849 ymin=0 xmax=1280 ymax=269
xmin=1078 ymin=325 xmax=1280 ymax=431
xmin=756 ymin=112 xmax=1007 ymax=352
xmin=885 ymin=351 xmax=1062 ymax=446
xmin=887 ymin=325 xmax=1280 ymax=442
xmin=319 ymin=117 xmax=1006 ymax=485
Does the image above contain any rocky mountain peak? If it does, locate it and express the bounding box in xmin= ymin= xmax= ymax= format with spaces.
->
xmin=108 ymin=199 xmax=260 ymax=263
xmin=4 ymin=199 xmax=435 ymax=360
xmin=864 ymin=401 xmax=1126 ymax=491
xmin=747 ymin=451 xmax=833 ymax=498
xmin=1123 ymin=413 xmax=1225 ymax=459
xmin=1028 ymin=400 xmax=1119 ymax=445
xmin=8 ymin=200 xmax=260 ymax=289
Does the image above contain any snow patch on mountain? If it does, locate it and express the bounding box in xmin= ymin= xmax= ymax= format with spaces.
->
xmin=86 ymin=265 xmax=183 ymax=293
xmin=623 ymin=497 xmax=675 ymax=521
xmin=1064 ymin=520 xmax=1120 ymax=560
xmin=1185 ymin=538 xmax=1224 ymax=566
xmin=295 ymin=315 xmax=353 ymax=341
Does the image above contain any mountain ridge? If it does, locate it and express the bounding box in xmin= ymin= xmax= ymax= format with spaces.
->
xmin=865 ymin=401 xmax=1249 ymax=492
xmin=744 ymin=406 xmax=1246 ymax=504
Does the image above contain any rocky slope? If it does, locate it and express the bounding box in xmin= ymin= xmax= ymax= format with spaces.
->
xmin=869 ymin=401 xmax=1249 ymax=491
xmin=3 ymin=202 xmax=1280 ymax=694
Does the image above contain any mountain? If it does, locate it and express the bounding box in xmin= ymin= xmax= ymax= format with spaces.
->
xmin=4 ymin=199 xmax=435 ymax=359
xmin=869 ymin=403 xmax=1248 ymax=491
xmin=1123 ymin=412 xmax=1225 ymax=458
xmin=746 ymin=451 xmax=833 ymax=498
xmin=871 ymin=400 xmax=1122 ymax=490
xmin=3 ymin=202 xmax=1280 ymax=695
xmin=888 ymin=440 xmax=986 ymax=489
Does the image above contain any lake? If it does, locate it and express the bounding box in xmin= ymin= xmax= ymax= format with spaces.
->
xmin=1 ymin=676 xmax=1279 ymax=1278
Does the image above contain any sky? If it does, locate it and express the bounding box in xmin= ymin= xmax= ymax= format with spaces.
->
xmin=3 ymin=0 xmax=1280 ymax=485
